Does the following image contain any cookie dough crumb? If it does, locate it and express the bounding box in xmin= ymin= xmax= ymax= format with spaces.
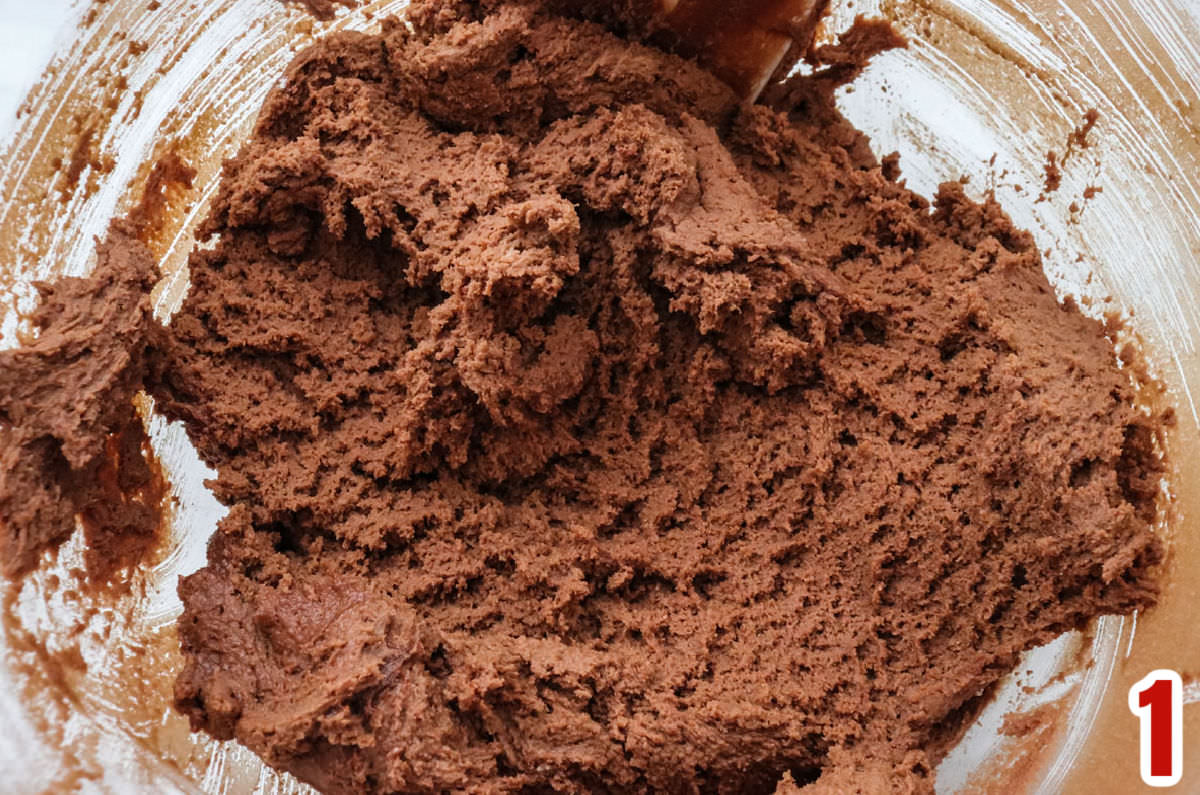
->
xmin=276 ymin=0 xmax=359 ymax=21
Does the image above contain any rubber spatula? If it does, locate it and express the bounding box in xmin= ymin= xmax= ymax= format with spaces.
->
xmin=657 ymin=0 xmax=830 ymax=101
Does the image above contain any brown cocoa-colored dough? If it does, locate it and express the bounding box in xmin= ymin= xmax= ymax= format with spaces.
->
xmin=75 ymin=413 xmax=170 ymax=584
xmin=1 ymin=1 xmax=1167 ymax=793
xmin=276 ymin=0 xmax=360 ymax=21
xmin=127 ymin=149 xmax=196 ymax=243
xmin=0 ymin=222 xmax=163 ymax=577
xmin=1040 ymin=109 xmax=1100 ymax=199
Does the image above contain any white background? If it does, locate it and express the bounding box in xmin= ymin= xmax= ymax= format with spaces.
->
xmin=0 ymin=1 xmax=74 ymax=139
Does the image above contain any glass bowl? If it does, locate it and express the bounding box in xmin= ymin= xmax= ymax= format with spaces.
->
xmin=0 ymin=0 xmax=1196 ymax=791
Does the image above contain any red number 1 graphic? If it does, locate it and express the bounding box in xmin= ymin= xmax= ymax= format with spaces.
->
xmin=1129 ymin=669 xmax=1183 ymax=787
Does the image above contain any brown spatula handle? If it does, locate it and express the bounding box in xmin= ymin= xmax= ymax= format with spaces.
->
xmin=658 ymin=0 xmax=830 ymax=100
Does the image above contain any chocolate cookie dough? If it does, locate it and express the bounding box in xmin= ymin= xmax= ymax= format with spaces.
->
xmin=0 ymin=223 xmax=162 ymax=578
xmin=0 ymin=1 xmax=1166 ymax=792
xmin=278 ymin=0 xmax=359 ymax=21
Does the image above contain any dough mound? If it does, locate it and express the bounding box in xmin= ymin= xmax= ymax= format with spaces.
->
xmin=132 ymin=2 xmax=1160 ymax=792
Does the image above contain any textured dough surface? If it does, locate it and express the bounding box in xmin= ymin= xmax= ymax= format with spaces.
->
xmin=0 ymin=224 xmax=162 ymax=578
xmin=0 ymin=1 xmax=1166 ymax=793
